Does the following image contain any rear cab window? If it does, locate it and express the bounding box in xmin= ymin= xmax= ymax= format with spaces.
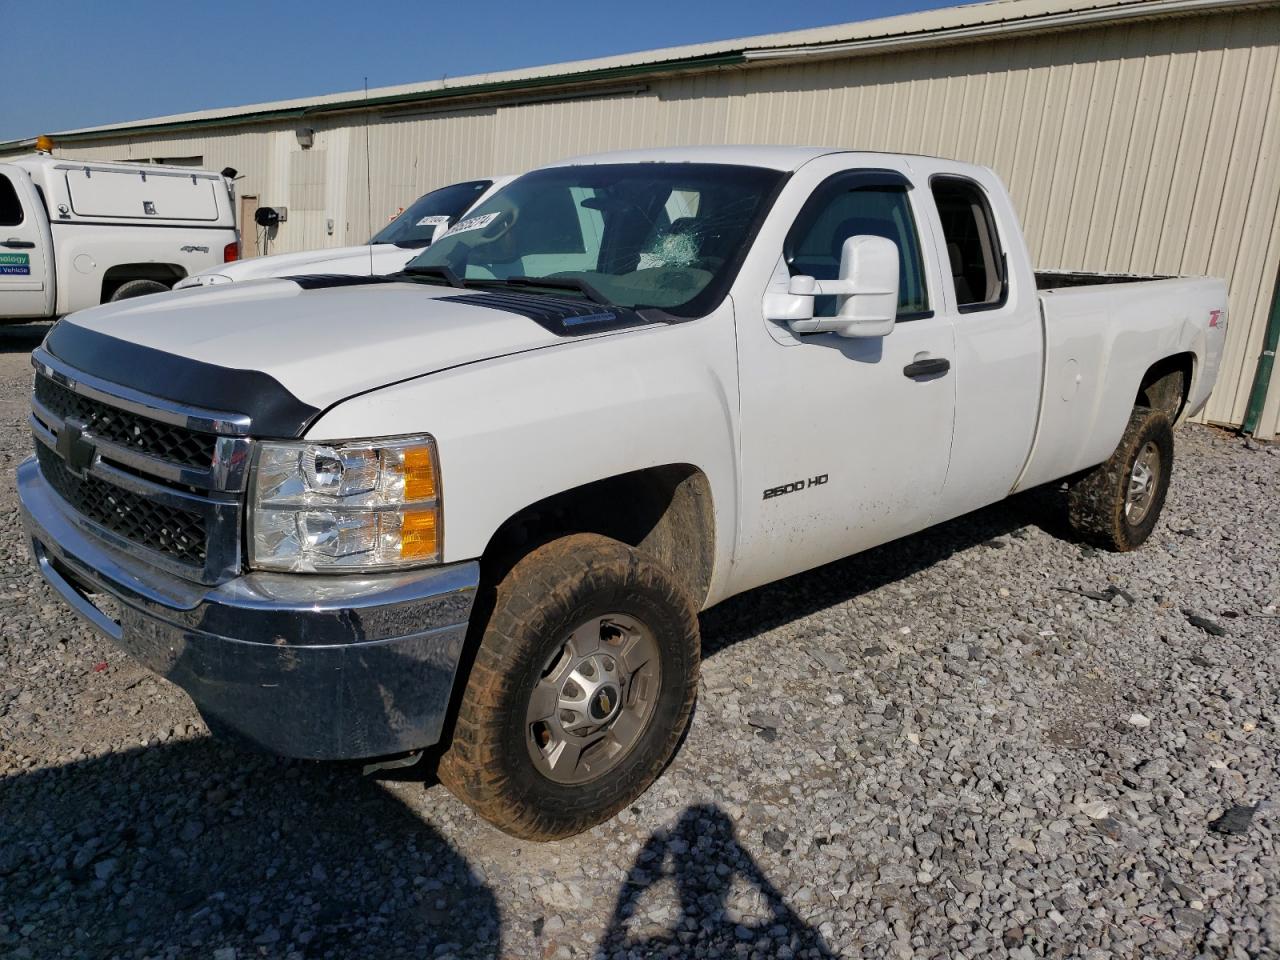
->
xmin=784 ymin=170 xmax=931 ymax=320
xmin=930 ymin=176 xmax=1007 ymax=311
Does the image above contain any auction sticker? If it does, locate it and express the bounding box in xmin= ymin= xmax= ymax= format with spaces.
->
xmin=441 ymin=211 xmax=500 ymax=238
xmin=0 ymin=253 xmax=30 ymax=276
xmin=415 ymin=214 xmax=451 ymax=228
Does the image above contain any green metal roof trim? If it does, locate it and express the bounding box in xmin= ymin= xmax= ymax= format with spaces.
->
xmin=3 ymin=51 xmax=747 ymax=148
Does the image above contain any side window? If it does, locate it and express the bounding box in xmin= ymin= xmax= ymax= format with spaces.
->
xmin=930 ymin=177 xmax=1006 ymax=310
xmin=786 ymin=181 xmax=929 ymax=319
xmin=0 ymin=175 xmax=24 ymax=227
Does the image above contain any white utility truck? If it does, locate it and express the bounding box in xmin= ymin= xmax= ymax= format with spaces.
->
xmin=19 ymin=147 xmax=1227 ymax=840
xmin=0 ymin=152 xmax=239 ymax=320
xmin=175 ymin=176 xmax=514 ymax=289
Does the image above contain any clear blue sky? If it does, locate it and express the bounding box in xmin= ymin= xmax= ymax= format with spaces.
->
xmin=1 ymin=0 xmax=957 ymax=141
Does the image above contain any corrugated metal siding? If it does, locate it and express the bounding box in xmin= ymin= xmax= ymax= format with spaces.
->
xmin=16 ymin=5 xmax=1280 ymax=434
xmin=347 ymin=107 xmax=499 ymax=242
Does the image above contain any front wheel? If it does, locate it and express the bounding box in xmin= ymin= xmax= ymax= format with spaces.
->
xmin=1067 ymin=407 xmax=1174 ymax=551
xmin=438 ymin=533 xmax=700 ymax=840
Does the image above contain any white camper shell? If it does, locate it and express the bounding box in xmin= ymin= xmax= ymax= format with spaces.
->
xmin=0 ymin=153 xmax=239 ymax=320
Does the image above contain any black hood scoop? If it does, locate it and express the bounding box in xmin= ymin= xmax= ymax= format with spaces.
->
xmin=439 ymin=291 xmax=660 ymax=337
xmin=284 ymin=274 xmax=399 ymax=290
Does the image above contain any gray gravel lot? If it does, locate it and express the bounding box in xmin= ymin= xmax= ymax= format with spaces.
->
xmin=1 ymin=321 xmax=1277 ymax=960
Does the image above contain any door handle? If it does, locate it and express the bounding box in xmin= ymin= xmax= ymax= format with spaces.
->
xmin=903 ymin=357 xmax=951 ymax=379
xmin=1 ymin=239 xmax=35 ymax=249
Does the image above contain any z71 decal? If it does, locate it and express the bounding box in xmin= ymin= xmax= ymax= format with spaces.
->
xmin=763 ymin=474 xmax=828 ymax=500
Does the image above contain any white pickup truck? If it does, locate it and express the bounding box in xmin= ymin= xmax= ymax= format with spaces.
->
xmin=18 ymin=146 xmax=1226 ymax=840
xmin=0 ymin=152 xmax=239 ymax=320
xmin=174 ymin=176 xmax=513 ymax=289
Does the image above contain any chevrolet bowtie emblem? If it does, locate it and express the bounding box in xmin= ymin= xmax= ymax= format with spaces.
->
xmin=56 ymin=419 xmax=96 ymax=478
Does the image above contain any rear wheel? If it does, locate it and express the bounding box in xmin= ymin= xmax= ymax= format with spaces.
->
xmin=438 ymin=533 xmax=699 ymax=840
xmin=109 ymin=279 xmax=170 ymax=301
xmin=1067 ymin=407 xmax=1174 ymax=551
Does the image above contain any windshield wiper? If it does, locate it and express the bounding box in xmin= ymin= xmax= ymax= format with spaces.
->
xmin=500 ymin=275 xmax=612 ymax=306
xmin=400 ymin=264 xmax=464 ymax=288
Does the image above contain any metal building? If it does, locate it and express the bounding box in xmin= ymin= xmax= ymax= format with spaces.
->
xmin=4 ymin=0 xmax=1279 ymax=436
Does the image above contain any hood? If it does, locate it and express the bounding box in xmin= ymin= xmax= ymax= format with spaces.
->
xmin=45 ymin=278 xmax=614 ymax=434
xmin=184 ymin=244 xmax=415 ymax=284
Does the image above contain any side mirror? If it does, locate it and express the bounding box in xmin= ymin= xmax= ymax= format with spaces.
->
xmin=767 ymin=235 xmax=900 ymax=338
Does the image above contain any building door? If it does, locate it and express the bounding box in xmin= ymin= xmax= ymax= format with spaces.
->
xmin=238 ymin=194 xmax=260 ymax=258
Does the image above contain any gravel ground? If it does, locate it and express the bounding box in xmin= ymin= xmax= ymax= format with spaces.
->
xmin=1 ymin=321 xmax=1278 ymax=960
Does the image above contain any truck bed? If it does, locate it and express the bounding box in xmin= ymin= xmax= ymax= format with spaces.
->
xmin=1035 ymin=269 xmax=1172 ymax=290
xmin=1013 ymin=273 xmax=1228 ymax=492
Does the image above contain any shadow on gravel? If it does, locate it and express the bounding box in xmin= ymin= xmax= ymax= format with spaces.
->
xmin=0 ymin=322 xmax=50 ymax=354
xmin=700 ymin=485 xmax=1070 ymax=656
xmin=595 ymin=804 xmax=833 ymax=958
xmin=0 ymin=739 xmax=502 ymax=959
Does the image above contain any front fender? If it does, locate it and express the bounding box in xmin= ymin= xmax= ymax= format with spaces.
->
xmin=304 ymin=305 xmax=742 ymax=606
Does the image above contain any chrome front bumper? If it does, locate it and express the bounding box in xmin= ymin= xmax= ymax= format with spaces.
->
xmin=18 ymin=456 xmax=479 ymax=760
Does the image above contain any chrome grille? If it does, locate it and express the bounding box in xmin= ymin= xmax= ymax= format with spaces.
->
xmin=36 ymin=445 xmax=208 ymax=565
xmin=29 ymin=349 xmax=251 ymax=585
xmin=35 ymin=374 xmax=217 ymax=468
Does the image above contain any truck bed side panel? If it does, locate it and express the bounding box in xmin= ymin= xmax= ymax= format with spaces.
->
xmin=1014 ymin=277 xmax=1226 ymax=491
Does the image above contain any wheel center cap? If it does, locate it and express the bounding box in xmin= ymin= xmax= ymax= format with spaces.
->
xmin=588 ymin=684 xmax=621 ymax=722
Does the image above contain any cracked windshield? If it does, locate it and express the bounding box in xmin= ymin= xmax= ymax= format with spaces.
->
xmin=405 ymin=163 xmax=783 ymax=313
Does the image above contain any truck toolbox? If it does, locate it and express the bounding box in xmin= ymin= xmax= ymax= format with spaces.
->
xmin=64 ymin=165 xmax=221 ymax=221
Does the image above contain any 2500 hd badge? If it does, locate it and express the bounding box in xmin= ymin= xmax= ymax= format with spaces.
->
xmin=763 ymin=474 xmax=829 ymax=499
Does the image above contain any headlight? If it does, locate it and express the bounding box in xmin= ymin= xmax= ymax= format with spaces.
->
xmin=249 ymin=435 xmax=441 ymax=572
xmin=175 ymin=274 xmax=233 ymax=290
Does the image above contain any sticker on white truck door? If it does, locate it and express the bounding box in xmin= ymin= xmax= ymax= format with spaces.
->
xmin=440 ymin=211 xmax=500 ymax=238
xmin=0 ymin=253 xmax=30 ymax=276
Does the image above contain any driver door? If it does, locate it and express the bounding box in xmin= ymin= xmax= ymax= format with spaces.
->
xmin=0 ymin=165 xmax=54 ymax=320
xmin=731 ymin=169 xmax=956 ymax=595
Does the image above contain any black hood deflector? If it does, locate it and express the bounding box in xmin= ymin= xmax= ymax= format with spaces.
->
xmin=43 ymin=321 xmax=321 ymax=438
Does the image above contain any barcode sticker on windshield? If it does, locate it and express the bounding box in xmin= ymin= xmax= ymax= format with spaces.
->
xmin=416 ymin=215 xmax=451 ymax=227
xmin=442 ymin=212 xmax=500 ymax=238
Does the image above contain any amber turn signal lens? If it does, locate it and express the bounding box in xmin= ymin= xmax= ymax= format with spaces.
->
xmin=399 ymin=508 xmax=438 ymax=559
xmin=402 ymin=447 xmax=437 ymax=501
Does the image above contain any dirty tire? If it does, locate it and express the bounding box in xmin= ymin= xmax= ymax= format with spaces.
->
xmin=438 ymin=533 xmax=700 ymax=840
xmin=109 ymin=279 xmax=170 ymax=301
xmin=1068 ymin=406 xmax=1174 ymax=551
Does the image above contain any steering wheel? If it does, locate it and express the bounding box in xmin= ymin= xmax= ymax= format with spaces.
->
xmin=480 ymin=206 xmax=519 ymax=243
